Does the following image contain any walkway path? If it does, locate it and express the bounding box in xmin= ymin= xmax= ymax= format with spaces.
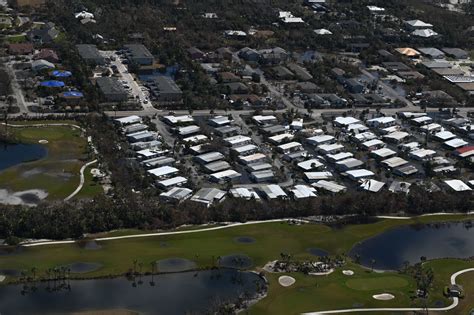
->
xmin=302 ymin=268 xmax=474 ymax=314
xmin=64 ymin=159 xmax=97 ymax=201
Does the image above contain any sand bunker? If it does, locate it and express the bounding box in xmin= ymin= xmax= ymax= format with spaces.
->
xmin=0 ymin=189 xmax=48 ymax=206
xmin=342 ymin=270 xmax=354 ymax=276
xmin=373 ymin=293 xmax=395 ymax=300
xmin=278 ymin=275 xmax=296 ymax=287
xmin=38 ymin=140 xmax=49 ymax=144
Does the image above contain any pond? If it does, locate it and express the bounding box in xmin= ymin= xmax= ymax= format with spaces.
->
xmin=0 ymin=142 xmax=47 ymax=171
xmin=349 ymin=222 xmax=474 ymax=270
xmin=0 ymin=269 xmax=265 ymax=315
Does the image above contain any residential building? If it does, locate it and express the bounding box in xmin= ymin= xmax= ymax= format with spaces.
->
xmin=96 ymin=77 xmax=128 ymax=102
xmin=76 ymin=44 xmax=106 ymax=65
xmin=190 ymin=188 xmax=226 ymax=206
xmin=123 ymin=44 xmax=154 ymax=65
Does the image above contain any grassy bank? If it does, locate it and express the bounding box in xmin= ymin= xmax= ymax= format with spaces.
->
xmin=1 ymin=215 xmax=473 ymax=314
xmin=0 ymin=122 xmax=99 ymax=200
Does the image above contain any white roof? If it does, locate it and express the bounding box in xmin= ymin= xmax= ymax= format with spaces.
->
xmin=290 ymin=119 xmax=304 ymax=128
xmin=253 ymin=115 xmax=276 ymax=123
xmin=290 ymin=185 xmax=317 ymax=198
xmin=353 ymin=132 xmax=377 ymax=142
xmin=233 ymin=144 xmax=258 ymax=154
xmin=444 ymin=179 xmax=472 ymax=192
xmin=336 ymin=158 xmax=363 ymax=168
xmin=278 ymin=141 xmax=302 ymax=150
xmin=382 ymin=157 xmax=408 ymax=168
xmin=163 ymin=115 xmax=194 ymax=125
xmin=412 ymin=29 xmax=438 ymax=37
xmin=210 ymin=169 xmax=241 ymax=179
xmin=224 ymin=135 xmax=252 ymax=145
xmin=230 ymin=188 xmax=260 ymax=200
xmin=371 ymin=148 xmax=397 ymax=158
xmin=182 ymin=134 xmax=208 ymax=143
xmin=405 ymin=20 xmax=433 ymax=28
xmin=334 ymin=116 xmax=360 ymax=126
xmin=314 ymin=28 xmax=332 ymax=35
xmin=305 ymin=171 xmax=333 ymax=180
xmin=367 ymin=5 xmax=385 ymax=12
xmin=115 ymin=115 xmax=142 ymax=125
xmin=196 ymin=151 xmax=224 ymax=162
xmin=298 ymin=159 xmax=324 ymax=170
xmin=313 ymin=180 xmax=346 ymax=193
xmin=209 ymin=115 xmax=232 ymax=125
xmin=148 ymin=166 xmax=179 ymax=177
xmin=160 ymin=187 xmax=192 ymax=200
xmin=178 ymin=125 xmax=200 ymax=135
xmin=269 ymin=133 xmax=294 ymax=143
xmin=368 ymin=116 xmax=396 ymax=124
xmin=362 ymin=139 xmax=385 ymax=148
xmin=318 ymin=143 xmax=344 ymax=153
xmin=158 ymin=176 xmax=187 ymax=187
xmin=326 ymin=152 xmax=353 ymax=161
xmin=420 ymin=123 xmax=442 ymax=131
xmin=346 ymin=169 xmax=375 ymax=179
xmin=346 ymin=123 xmax=368 ymax=132
xmin=307 ymin=135 xmax=334 ymax=144
xmin=435 ymin=131 xmax=456 ymax=141
xmin=382 ymin=126 xmax=400 ymax=134
xmin=260 ymin=184 xmax=287 ymax=199
xmin=191 ymin=188 xmax=226 ymax=205
xmin=412 ymin=116 xmax=433 ymax=124
xmin=410 ymin=148 xmax=437 ymax=159
xmin=444 ymin=138 xmax=468 ymax=149
xmin=399 ymin=112 xmax=427 ymax=119
xmin=360 ymin=179 xmax=385 ymax=193
xmin=384 ymin=131 xmax=410 ymax=141
xmin=240 ymin=153 xmax=266 ymax=163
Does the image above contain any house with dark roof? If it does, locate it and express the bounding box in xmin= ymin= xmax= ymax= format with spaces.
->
xmin=96 ymin=77 xmax=128 ymax=102
xmin=187 ymin=47 xmax=205 ymax=60
xmin=27 ymin=22 xmax=59 ymax=44
xmin=287 ymin=63 xmax=313 ymax=81
xmin=33 ymin=48 xmax=60 ymax=63
xmin=76 ymin=44 xmax=106 ymax=65
xmin=442 ymin=48 xmax=469 ymax=59
xmin=145 ymin=76 xmax=182 ymax=102
xmin=123 ymin=44 xmax=154 ymax=65
xmin=238 ymin=47 xmax=260 ymax=62
xmin=8 ymin=43 xmax=34 ymax=55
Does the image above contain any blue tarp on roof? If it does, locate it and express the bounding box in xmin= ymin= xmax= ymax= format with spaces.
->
xmin=62 ymin=91 xmax=83 ymax=98
xmin=40 ymin=80 xmax=65 ymax=88
xmin=51 ymin=70 xmax=72 ymax=78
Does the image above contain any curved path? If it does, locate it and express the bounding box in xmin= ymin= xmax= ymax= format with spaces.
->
xmin=64 ymin=159 xmax=98 ymax=201
xmin=302 ymin=268 xmax=474 ymax=314
xmin=1 ymin=122 xmax=85 ymax=132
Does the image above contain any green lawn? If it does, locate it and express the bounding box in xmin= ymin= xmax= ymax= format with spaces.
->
xmin=0 ymin=122 xmax=100 ymax=200
xmin=1 ymin=216 xmax=474 ymax=314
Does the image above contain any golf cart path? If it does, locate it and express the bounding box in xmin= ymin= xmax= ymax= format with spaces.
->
xmin=64 ymin=159 xmax=97 ymax=201
xmin=302 ymin=268 xmax=474 ymax=314
xmin=22 ymin=219 xmax=309 ymax=247
xmin=20 ymin=211 xmax=474 ymax=247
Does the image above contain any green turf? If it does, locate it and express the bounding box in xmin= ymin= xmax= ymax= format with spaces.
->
xmin=0 ymin=122 xmax=100 ymax=200
xmin=1 ymin=216 xmax=474 ymax=314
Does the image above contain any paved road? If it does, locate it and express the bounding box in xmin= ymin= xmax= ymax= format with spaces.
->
xmin=303 ymin=268 xmax=474 ymax=314
xmin=360 ymin=68 xmax=415 ymax=110
xmin=5 ymin=61 xmax=30 ymax=113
